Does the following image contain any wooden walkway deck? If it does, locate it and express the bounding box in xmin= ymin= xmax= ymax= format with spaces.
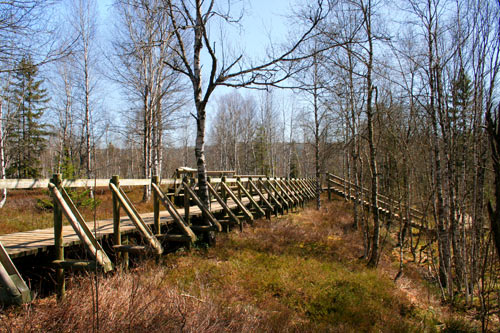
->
xmin=0 ymin=196 xmax=253 ymax=259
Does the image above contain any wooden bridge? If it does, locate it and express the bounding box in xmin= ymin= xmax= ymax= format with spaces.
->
xmin=0 ymin=171 xmax=317 ymax=305
xmin=325 ymin=173 xmax=428 ymax=231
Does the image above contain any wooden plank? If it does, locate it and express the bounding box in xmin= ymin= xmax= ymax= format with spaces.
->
xmin=0 ymin=179 xmax=50 ymax=189
xmin=119 ymin=179 xmax=151 ymax=186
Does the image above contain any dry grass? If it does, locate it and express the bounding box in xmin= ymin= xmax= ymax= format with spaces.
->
xmin=0 ymin=266 xmax=271 ymax=332
xmin=0 ymin=196 xmax=481 ymax=332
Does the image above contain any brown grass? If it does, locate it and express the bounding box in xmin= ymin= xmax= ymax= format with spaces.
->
xmin=0 ymin=266 xmax=273 ymax=332
xmin=0 ymin=195 xmax=484 ymax=332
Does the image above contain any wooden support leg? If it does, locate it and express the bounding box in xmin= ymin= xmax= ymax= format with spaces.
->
xmin=122 ymin=235 xmax=129 ymax=270
xmin=52 ymin=174 xmax=65 ymax=301
xmin=183 ymin=176 xmax=190 ymax=226
xmin=152 ymin=176 xmax=161 ymax=235
xmin=111 ymin=175 xmax=128 ymax=269
xmin=328 ymin=176 xmax=331 ymax=201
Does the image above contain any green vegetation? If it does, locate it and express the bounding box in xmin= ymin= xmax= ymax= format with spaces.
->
xmin=1 ymin=198 xmax=484 ymax=332
xmin=5 ymin=56 xmax=49 ymax=179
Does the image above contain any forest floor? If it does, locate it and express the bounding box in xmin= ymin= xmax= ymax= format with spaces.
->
xmin=0 ymin=195 xmax=494 ymax=332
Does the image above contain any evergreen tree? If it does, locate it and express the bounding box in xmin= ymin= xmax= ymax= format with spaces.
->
xmin=6 ymin=57 xmax=49 ymax=178
xmin=253 ymin=125 xmax=269 ymax=175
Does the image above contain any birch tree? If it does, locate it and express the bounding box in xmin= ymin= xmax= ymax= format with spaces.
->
xmin=112 ymin=0 xmax=184 ymax=200
xmin=164 ymin=0 xmax=327 ymax=206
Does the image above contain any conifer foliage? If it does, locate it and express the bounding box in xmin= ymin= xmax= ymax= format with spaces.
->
xmin=6 ymin=56 xmax=49 ymax=178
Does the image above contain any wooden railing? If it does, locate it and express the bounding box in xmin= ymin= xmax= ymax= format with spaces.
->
xmin=325 ymin=173 xmax=427 ymax=227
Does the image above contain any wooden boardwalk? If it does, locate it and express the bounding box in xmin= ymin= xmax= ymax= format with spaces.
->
xmin=0 ymin=196 xmax=253 ymax=259
xmin=325 ymin=173 xmax=429 ymax=232
xmin=0 ymin=174 xmax=316 ymax=304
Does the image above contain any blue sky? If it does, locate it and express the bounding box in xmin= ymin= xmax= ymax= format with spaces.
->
xmin=92 ymin=1 xmax=301 ymax=145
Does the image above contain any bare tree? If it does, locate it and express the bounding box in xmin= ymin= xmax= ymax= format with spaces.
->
xmin=112 ymin=0 xmax=185 ymax=199
xmin=66 ymin=0 xmax=99 ymax=182
xmin=164 ymin=0 xmax=327 ymax=205
xmin=293 ymin=45 xmax=330 ymax=209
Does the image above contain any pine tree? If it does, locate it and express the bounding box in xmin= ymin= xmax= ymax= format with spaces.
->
xmin=253 ymin=125 xmax=269 ymax=175
xmin=6 ymin=57 xmax=49 ymax=178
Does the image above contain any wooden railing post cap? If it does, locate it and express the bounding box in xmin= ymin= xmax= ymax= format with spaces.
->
xmin=111 ymin=175 xmax=120 ymax=185
xmin=52 ymin=173 xmax=62 ymax=186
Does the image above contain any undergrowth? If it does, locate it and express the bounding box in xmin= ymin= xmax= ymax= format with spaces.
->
xmin=0 ymin=197 xmax=485 ymax=332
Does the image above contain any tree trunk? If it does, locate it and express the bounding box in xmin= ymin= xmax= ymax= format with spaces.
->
xmin=364 ymin=0 xmax=380 ymax=267
xmin=0 ymin=100 xmax=7 ymax=208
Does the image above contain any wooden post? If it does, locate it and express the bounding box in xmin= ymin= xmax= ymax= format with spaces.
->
xmin=152 ymin=175 xmax=160 ymax=235
xmin=207 ymin=176 xmax=212 ymax=210
xmin=111 ymin=175 xmax=127 ymax=268
xmin=52 ymin=173 xmax=65 ymax=301
xmin=221 ymin=176 xmax=227 ymax=204
xmin=237 ymin=178 xmax=242 ymax=202
xmin=183 ymin=176 xmax=190 ymax=226
xmin=327 ymin=174 xmax=331 ymax=201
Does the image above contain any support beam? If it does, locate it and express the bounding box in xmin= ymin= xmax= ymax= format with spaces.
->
xmin=109 ymin=182 xmax=163 ymax=255
xmin=182 ymin=181 xmax=222 ymax=232
xmin=183 ymin=176 xmax=191 ymax=225
xmin=299 ymin=179 xmax=315 ymax=198
xmin=206 ymin=180 xmax=241 ymax=227
xmin=266 ymin=179 xmax=290 ymax=208
xmin=258 ymin=179 xmax=282 ymax=214
xmin=151 ymin=182 xmax=197 ymax=242
xmin=0 ymin=241 xmax=30 ymax=305
xmin=52 ymin=174 xmax=64 ymax=301
xmin=275 ymin=179 xmax=297 ymax=207
xmin=237 ymin=178 xmax=266 ymax=217
xmin=286 ymin=179 xmax=304 ymax=204
xmin=220 ymin=181 xmax=254 ymax=221
xmin=248 ymin=178 xmax=274 ymax=214
xmin=152 ymin=176 xmax=161 ymax=235
xmin=56 ymin=185 xmax=114 ymax=272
